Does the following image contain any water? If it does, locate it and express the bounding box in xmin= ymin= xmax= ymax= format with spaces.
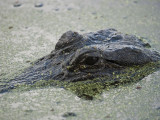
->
xmin=0 ymin=0 xmax=160 ymax=119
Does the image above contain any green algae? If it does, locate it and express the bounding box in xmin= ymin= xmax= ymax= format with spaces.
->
xmin=10 ymin=61 xmax=160 ymax=100
xmin=65 ymin=61 xmax=160 ymax=99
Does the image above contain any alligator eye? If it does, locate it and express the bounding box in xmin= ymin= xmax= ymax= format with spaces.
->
xmin=83 ymin=56 xmax=99 ymax=65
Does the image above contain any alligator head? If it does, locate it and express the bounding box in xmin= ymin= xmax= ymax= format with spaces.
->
xmin=1 ymin=28 xmax=160 ymax=97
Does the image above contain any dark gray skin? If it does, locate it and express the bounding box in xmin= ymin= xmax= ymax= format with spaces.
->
xmin=1 ymin=28 xmax=160 ymax=93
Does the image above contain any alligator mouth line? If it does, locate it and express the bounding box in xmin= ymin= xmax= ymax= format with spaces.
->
xmin=64 ymin=72 xmax=112 ymax=83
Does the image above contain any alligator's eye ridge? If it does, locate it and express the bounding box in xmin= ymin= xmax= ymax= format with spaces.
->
xmin=82 ymin=56 xmax=99 ymax=65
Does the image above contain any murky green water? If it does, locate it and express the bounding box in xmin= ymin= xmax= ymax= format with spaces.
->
xmin=0 ymin=0 xmax=160 ymax=119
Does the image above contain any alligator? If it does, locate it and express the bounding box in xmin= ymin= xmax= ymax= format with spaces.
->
xmin=1 ymin=28 xmax=160 ymax=97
